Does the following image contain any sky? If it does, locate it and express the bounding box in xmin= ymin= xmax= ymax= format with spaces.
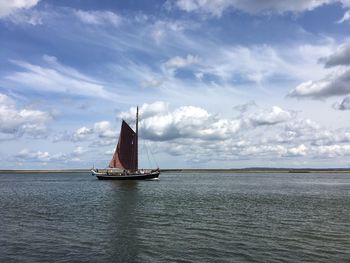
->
xmin=1 ymin=0 xmax=350 ymax=169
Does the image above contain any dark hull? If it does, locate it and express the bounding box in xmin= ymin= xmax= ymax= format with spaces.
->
xmin=96 ymin=171 xmax=160 ymax=180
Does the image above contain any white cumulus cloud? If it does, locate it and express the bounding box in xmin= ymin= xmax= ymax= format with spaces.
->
xmin=120 ymin=102 xmax=295 ymax=142
xmin=93 ymin=121 xmax=117 ymax=139
xmin=119 ymin=101 xmax=169 ymax=122
xmin=120 ymin=102 xmax=242 ymax=141
xmin=248 ymin=106 xmax=295 ymax=126
xmin=285 ymin=144 xmax=307 ymax=157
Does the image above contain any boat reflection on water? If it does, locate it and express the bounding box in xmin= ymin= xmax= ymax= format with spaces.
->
xmin=105 ymin=181 xmax=141 ymax=262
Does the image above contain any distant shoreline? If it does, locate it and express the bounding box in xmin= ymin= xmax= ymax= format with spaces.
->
xmin=0 ymin=169 xmax=89 ymax=173
xmin=0 ymin=168 xmax=349 ymax=174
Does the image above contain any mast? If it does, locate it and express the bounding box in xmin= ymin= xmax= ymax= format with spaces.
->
xmin=135 ymin=106 xmax=139 ymax=171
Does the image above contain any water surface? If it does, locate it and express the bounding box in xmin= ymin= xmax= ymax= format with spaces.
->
xmin=0 ymin=172 xmax=349 ymax=262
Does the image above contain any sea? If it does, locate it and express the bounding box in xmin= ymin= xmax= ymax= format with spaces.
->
xmin=0 ymin=172 xmax=349 ymax=263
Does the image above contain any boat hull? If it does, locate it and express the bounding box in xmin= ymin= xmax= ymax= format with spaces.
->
xmin=93 ymin=170 xmax=160 ymax=180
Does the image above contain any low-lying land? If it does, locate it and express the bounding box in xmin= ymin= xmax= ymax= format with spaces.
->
xmin=161 ymin=168 xmax=350 ymax=173
xmin=0 ymin=169 xmax=89 ymax=173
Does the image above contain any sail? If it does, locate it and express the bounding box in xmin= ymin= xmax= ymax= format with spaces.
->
xmin=109 ymin=120 xmax=137 ymax=170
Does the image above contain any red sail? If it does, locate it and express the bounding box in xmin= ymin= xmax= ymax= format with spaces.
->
xmin=109 ymin=120 xmax=137 ymax=171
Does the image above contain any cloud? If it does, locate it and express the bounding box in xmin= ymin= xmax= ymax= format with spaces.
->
xmin=321 ymin=43 xmax=350 ymax=67
xmin=204 ymin=46 xmax=281 ymax=83
xmin=266 ymin=118 xmax=350 ymax=154
xmin=19 ymin=7 xmax=331 ymax=98
xmin=186 ymin=44 xmax=330 ymax=86
xmin=150 ymin=20 xmax=186 ymax=45
xmin=0 ymin=93 xmax=52 ymax=138
xmin=333 ymin=96 xmax=350 ymax=110
xmin=174 ymin=0 xmax=350 ymax=17
xmin=20 ymin=123 xmax=48 ymax=138
xmin=119 ymin=102 xmax=296 ymax=142
xmin=44 ymin=100 xmax=350 ymax=166
xmin=5 ymin=55 xmax=118 ymax=100
xmin=15 ymin=147 xmax=85 ymax=163
xmin=337 ymin=10 xmax=350 ymax=23
xmin=288 ymin=68 xmax=350 ymax=99
xmin=93 ymin=121 xmax=117 ymax=139
xmin=74 ymin=10 xmax=121 ymax=26
xmin=164 ymin=54 xmax=200 ymax=69
xmin=16 ymin=149 xmax=51 ymax=162
xmin=140 ymin=78 xmax=165 ymax=88
xmin=285 ymin=144 xmax=307 ymax=157
xmin=119 ymin=101 xmax=169 ymax=121
xmin=74 ymin=126 xmax=94 ymax=140
xmin=233 ymin=101 xmax=257 ymax=113
xmin=88 ymin=121 xmax=118 ymax=146
xmin=194 ymin=72 xmax=204 ymax=80
xmin=107 ymin=60 xmax=167 ymax=92
xmin=289 ymin=42 xmax=350 ymax=100
xmin=310 ymin=129 xmax=350 ymax=146
xmin=120 ymin=102 xmax=241 ymax=141
xmin=317 ymin=144 xmax=350 ymax=157
xmin=54 ymin=126 xmax=94 ymax=142
xmin=3 ymin=4 xmax=350 ymax=169
xmin=53 ymin=121 xmax=117 ymax=147
xmin=5 ymin=8 xmax=43 ymax=25
xmin=247 ymin=106 xmax=295 ymax=126
xmin=73 ymin=146 xmax=87 ymax=155
xmin=101 ymin=42 xmax=330 ymax=106
xmin=284 ymin=119 xmax=320 ymax=137
xmin=131 ymin=102 xmax=350 ymax=164
xmin=0 ymin=0 xmax=40 ymax=18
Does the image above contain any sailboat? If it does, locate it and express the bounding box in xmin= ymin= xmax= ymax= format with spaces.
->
xmin=91 ymin=106 xmax=160 ymax=180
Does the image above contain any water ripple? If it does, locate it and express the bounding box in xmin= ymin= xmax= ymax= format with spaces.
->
xmin=0 ymin=172 xmax=349 ymax=262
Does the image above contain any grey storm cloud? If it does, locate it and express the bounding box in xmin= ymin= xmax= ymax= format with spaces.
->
xmin=289 ymin=41 xmax=350 ymax=99
xmin=288 ymin=68 xmax=350 ymax=99
xmin=321 ymin=43 xmax=350 ymax=68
